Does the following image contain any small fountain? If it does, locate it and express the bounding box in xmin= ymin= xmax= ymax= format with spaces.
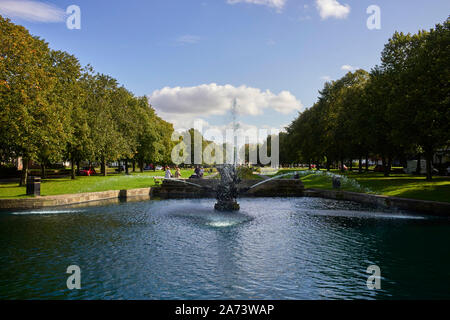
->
xmin=214 ymin=164 xmax=240 ymax=211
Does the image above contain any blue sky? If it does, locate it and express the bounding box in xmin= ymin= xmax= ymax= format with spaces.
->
xmin=1 ymin=0 xmax=449 ymax=137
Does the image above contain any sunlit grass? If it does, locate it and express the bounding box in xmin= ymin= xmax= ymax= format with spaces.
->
xmin=273 ymin=169 xmax=450 ymax=203
xmin=0 ymin=169 xmax=204 ymax=198
xmin=1 ymin=168 xmax=448 ymax=203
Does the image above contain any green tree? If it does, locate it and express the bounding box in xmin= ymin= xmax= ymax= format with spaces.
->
xmin=0 ymin=16 xmax=68 ymax=185
xmin=380 ymin=19 xmax=450 ymax=180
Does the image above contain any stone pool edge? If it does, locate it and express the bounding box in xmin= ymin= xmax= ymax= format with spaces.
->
xmin=304 ymin=188 xmax=450 ymax=217
xmin=1 ymin=186 xmax=448 ymax=217
xmin=0 ymin=188 xmax=152 ymax=210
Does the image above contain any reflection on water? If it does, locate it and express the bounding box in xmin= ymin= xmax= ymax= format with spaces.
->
xmin=0 ymin=197 xmax=449 ymax=300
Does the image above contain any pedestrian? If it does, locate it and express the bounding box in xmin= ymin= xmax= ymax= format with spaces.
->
xmin=165 ymin=166 xmax=172 ymax=179
xmin=175 ymin=166 xmax=181 ymax=179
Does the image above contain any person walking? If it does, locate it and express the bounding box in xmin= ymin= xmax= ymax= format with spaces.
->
xmin=194 ymin=166 xmax=200 ymax=177
xmin=174 ymin=167 xmax=181 ymax=179
xmin=165 ymin=167 xmax=172 ymax=179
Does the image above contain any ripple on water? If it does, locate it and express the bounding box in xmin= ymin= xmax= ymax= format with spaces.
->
xmin=0 ymin=197 xmax=449 ymax=300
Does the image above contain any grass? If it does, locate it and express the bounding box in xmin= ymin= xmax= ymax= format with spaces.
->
xmin=1 ymin=167 xmax=448 ymax=203
xmin=270 ymin=169 xmax=450 ymax=203
xmin=0 ymin=169 xmax=208 ymax=199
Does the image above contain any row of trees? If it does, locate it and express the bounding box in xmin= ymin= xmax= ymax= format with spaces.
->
xmin=279 ymin=18 xmax=449 ymax=180
xmin=0 ymin=16 xmax=174 ymax=185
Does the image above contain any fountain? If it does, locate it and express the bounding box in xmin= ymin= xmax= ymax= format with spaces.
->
xmin=155 ymin=98 xmax=303 ymax=209
xmin=214 ymin=98 xmax=241 ymax=211
xmin=214 ymin=164 xmax=240 ymax=211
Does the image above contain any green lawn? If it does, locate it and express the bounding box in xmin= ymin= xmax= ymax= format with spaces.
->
xmin=0 ymin=169 xmax=207 ymax=199
xmin=2 ymin=168 xmax=448 ymax=203
xmin=272 ymin=169 xmax=450 ymax=203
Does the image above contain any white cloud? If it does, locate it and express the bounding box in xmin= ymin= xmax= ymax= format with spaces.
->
xmin=149 ymin=83 xmax=302 ymax=139
xmin=150 ymin=83 xmax=302 ymax=118
xmin=341 ymin=64 xmax=355 ymax=71
xmin=227 ymin=0 xmax=286 ymax=11
xmin=0 ymin=0 xmax=65 ymax=22
xmin=176 ymin=35 xmax=201 ymax=44
xmin=315 ymin=0 xmax=350 ymax=20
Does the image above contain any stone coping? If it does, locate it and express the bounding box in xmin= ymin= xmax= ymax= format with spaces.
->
xmin=304 ymin=188 xmax=450 ymax=217
xmin=153 ymin=179 xmax=305 ymax=199
xmin=0 ymin=188 xmax=152 ymax=210
xmin=1 ymin=184 xmax=448 ymax=217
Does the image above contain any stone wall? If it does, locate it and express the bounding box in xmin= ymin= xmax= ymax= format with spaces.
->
xmin=0 ymin=188 xmax=152 ymax=210
xmin=304 ymin=188 xmax=450 ymax=217
xmin=153 ymin=179 xmax=305 ymax=199
xmin=1 ymin=180 xmax=447 ymax=217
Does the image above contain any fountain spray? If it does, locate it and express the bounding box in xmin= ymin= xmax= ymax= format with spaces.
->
xmin=214 ymin=98 xmax=241 ymax=211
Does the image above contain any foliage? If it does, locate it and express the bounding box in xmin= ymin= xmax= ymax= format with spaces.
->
xmin=280 ymin=17 xmax=450 ymax=180
xmin=0 ymin=16 xmax=174 ymax=182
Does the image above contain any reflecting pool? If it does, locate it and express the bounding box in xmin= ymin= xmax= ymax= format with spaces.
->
xmin=0 ymin=198 xmax=449 ymax=299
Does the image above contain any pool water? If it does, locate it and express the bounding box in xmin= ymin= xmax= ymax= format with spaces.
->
xmin=0 ymin=197 xmax=449 ymax=300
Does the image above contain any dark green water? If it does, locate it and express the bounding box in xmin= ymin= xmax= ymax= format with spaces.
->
xmin=0 ymin=197 xmax=449 ymax=300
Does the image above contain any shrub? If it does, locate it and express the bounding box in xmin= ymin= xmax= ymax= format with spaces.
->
xmin=0 ymin=164 xmax=19 ymax=178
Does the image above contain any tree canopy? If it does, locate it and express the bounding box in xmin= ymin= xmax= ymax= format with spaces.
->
xmin=279 ymin=17 xmax=449 ymax=180
xmin=0 ymin=15 xmax=174 ymax=183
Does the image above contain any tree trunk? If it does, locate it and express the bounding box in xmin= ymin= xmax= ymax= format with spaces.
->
xmin=71 ymin=156 xmax=75 ymax=180
xmin=365 ymin=154 xmax=369 ymax=171
xmin=125 ymin=158 xmax=129 ymax=175
xmin=359 ymin=156 xmax=363 ymax=173
xmin=76 ymin=160 xmax=80 ymax=175
xmin=382 ymin=156 xmax=391 ymax=177
xmin=416 ymin=153 xmax=421 ymax=175
xmin=341 ymin=158 xmax=345 ymax=172
xmin=425 ymin=151 xmax=433 ymax=181
xmin=387 ymin=157 xmax=392 ymax=177
xmin=20 ymin=158 xmax=29 ymax=186
xmin=139 ymin=160 xmax=144 ymax=173
xmin=41 ymin=163 xmax=46 ymax=179
xmin=132 ymin=160 xmax=136 ymax=172
xmin=350 ymin=159 xmax=353 ymax=171
xmin=308 ymin=161 xmax=311 ymax=170
xmin=326 ymin=159 xmax=330 ymax=171
xmin=102 ymin=158 xmax=107 ymax=176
